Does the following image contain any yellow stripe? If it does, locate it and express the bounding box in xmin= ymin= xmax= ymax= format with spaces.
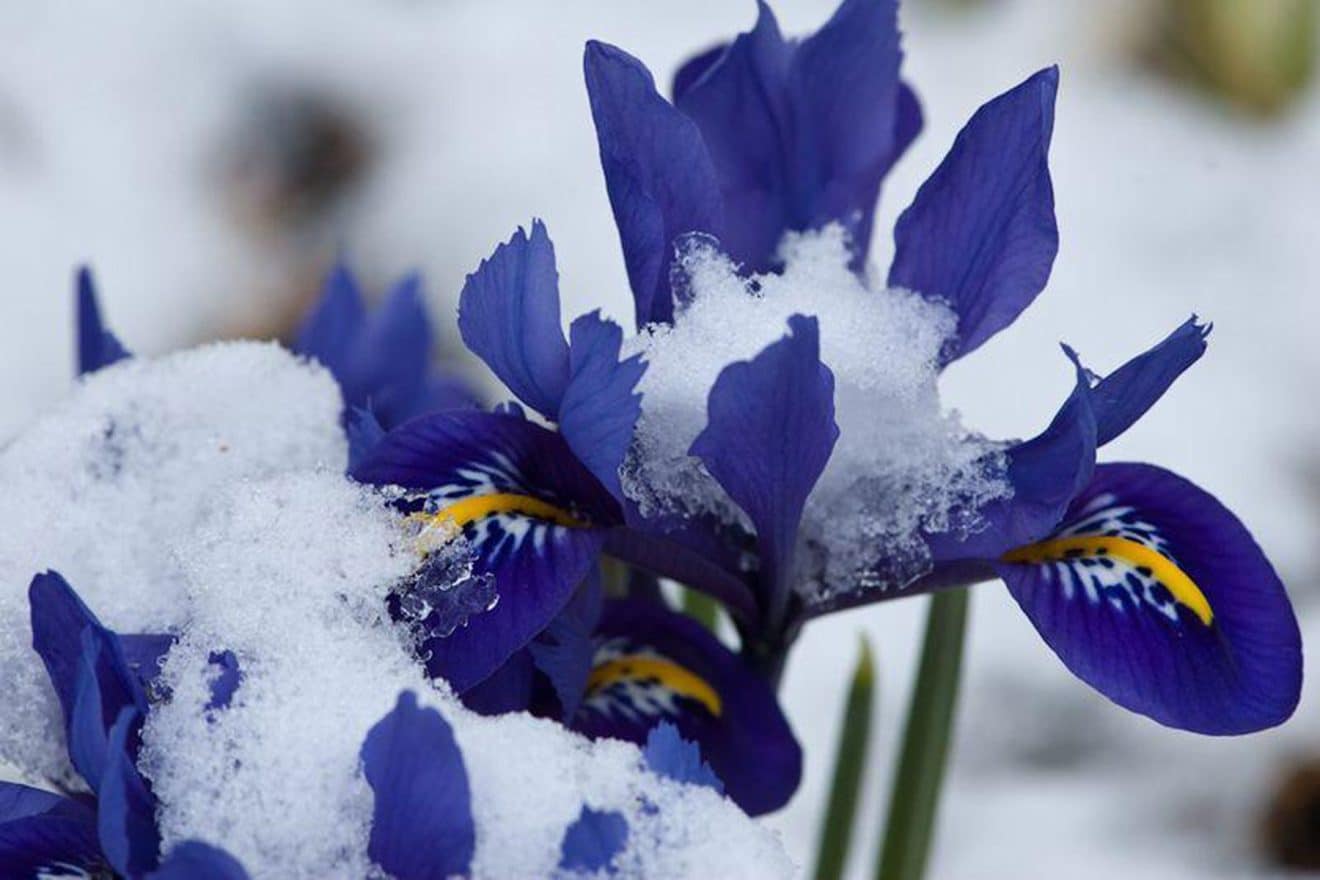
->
xmin=417 ymin=492 xmax=587 ymax=530
xmin=1002 ymin=536 xmax=1213 ymax=625
xmin=587 ymin=655 xmax=723 ymax=717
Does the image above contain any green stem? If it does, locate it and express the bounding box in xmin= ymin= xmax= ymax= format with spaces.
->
xmin=874 ymin=588 xmax=970 ymax=880
xmin=812 ymin=636 xmax=876 ymax=880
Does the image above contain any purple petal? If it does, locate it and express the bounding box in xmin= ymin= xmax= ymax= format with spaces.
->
xmin=30 ymin=572 xmax=149 ymax=791
xmin=362 ymin=691 xmax=474 ymax=879
xmin=998 ymin=463 xmax=1301 ymax=734
xmin=352 ymin=411 xmax=620 ymax=524
xmin=0 ymin=785 xmax=103 ymax=877
xmin=75 ymin=266 xmax=131 ymax=376
xmin=400 ymin=372 xmax=483 ymax=422
xmin=528 ymin=571 xmax=603 ymax=721
xmin=604 ymin=510 xmax=760 ymax=627
xmin=459 ymin=649 xmax=536 ymax=717
xmin=97 ymin=707 xmax=160 ymax=877
xmin=420 ymin=528 xmax=605 ymax=694
xmin=927 ymin=348 xmax=1096 ymax=565
xmin=889 ymin=67 xmax=1059 ymax=365
xmin=643 ymin=723 xmax=723 ymax=793
xmin=558 ymin=311 xmax=646 ymax=503
xmin=151 ymin=841 xmax=250 ymax=880
xmin=671 ymin=3 xmax=791 ymax=271
xmin=671 ymin=42 xmax=729 ymax=102
xmin=0 ymin=784 xmax=79 ymax=825
xmin=345 ymin=406 xmax=387 ymax=474
xmin=585 ymin=40 xmax=725 ymax=328
xmin=30 ymin=570 xmax=107 ymax=726
xmin=294 ymin=262 xmax=366 ymax=381
xmin=458 ymin=221 xmax=569 ymax=420
xmin=353 ymin=412 xmax=615 ymax=692
xmin=205 ymin=650 xmax=241 ymax=712
xmin=849 ymin=80 xmax=923 ymax=259
xmin=572 ymin=599 xmax=801 ymax=816
xmin=348 ymin=272 xmax=434 ymax=428
xmin=559 ymin=806 xmax=628 ymax=874
xmin=785 ymin=0 xmax=904 ymax=263
xmin=118 ymin=634 xmax=174 ymax=693
xmin=1072 ymin=317 xmax=1210 ymax=447
xmin=690 ymin=315 xmax=838 ymax=628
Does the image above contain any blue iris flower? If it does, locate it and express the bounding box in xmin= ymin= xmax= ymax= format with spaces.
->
xmin=352 ymin=221 xmax=802 ymax=815
xmin=352 ymin=220 xmax=644 ymax=696
xmin=586 ymin=0 xmax=1300 ymax=738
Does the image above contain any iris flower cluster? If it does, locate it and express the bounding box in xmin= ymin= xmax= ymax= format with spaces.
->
xmin=4 ymin=0 xmax=1303 ymax=873
xmin=352 ymin=0 xmax=1302 ymax=816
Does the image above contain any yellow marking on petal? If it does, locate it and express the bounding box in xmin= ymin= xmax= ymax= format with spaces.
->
xmin=1002 ymin=536 xmax=1213 ymax=626
xmin=587 ymin=655 xmax=723 ymax=717
xmin=416 ymin=492 xmax=588 ymax=530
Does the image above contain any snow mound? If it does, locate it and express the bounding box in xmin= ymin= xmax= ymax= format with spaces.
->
xmin=0 ymin=342 xmax=791 ymax=879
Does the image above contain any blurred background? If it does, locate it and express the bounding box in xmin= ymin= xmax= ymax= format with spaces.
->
xmin=0 ymin=0 xmax=1316 ymax=876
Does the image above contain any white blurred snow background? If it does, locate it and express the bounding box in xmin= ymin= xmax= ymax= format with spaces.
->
xmin=0 ymin=0 xmax=1316 ymax=877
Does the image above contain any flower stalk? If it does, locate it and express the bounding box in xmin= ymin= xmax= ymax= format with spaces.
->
xmin=875 ymin=588 xmax=969 ymax=880
xmin=812 ymin=635 xmax=876 ymax=880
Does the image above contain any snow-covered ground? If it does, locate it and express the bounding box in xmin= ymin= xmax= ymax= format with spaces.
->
xmin=0 ymin=1 xmax=1316 ymax=877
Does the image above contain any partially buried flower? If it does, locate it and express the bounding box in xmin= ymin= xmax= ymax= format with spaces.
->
xmin=352 ymin=220 xmax=802 ymax=815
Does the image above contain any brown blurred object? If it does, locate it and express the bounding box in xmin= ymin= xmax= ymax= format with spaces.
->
xmin=225 ymin=86 xmax=374 ymax=232
xmin=218 ymin=86 xmax=378 ymax=342
xmin=1154 ymin=0 xmax=1317 ymax=116
xmin=1261 ymin=758 xmax=1320 ymax=869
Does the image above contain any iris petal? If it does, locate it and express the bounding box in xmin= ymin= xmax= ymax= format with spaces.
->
xmin=786 ymin=0 xmax=906 ymax=263
xmin=151 ymin=841 xmax=250 ymax=880
xmin=295 ymin=262 xmax=366 ymax=383
xmin=362 ymin=691 xmax=474 ymax=880
xmin=1071 ymin=316 xmax=1210 ymax=447
xmin=0 ymin=783 xmax=103 ymax=878
xmin=75 ymin=266 xmax=131 ymax=376
xmin=97 ymin=707 xmax=160 ymax=877
xmin=926 ymin=348 xmax=1096 ymax=567
xmin=572 ymin=599 xmax=801 ymax=816
xmin=457 ymin=221 xmax=570 ymax=419
xmin=672 ymin=2 xmax=792 ymax=271
xmin=559 ymin=806 xmax=628 ymax=875
xmin=690 ymin=315 xmax=838 ymax=627
xmin=997 ymin=463 xmax=1302 ymax=734
xmin=584 ymin=40 xmax=726 ymax=328
xmin=643 ymin=723 xmax=723 ymax=793
xmin=349 ymin=273 xmax=434 ymax=427
xmin=353 ymin=412 xmax=616 ymax=692
xmin=30 ymin=570 xmax=109 ymax=727
xmin=559 ymin=311 xmax=646 ymax=503
xmin=889 ymin=67 xmax=1059 ymax=365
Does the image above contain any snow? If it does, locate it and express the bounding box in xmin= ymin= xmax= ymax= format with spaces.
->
xmin=624 ymin=227 xmax=1009 ymax=600
xmin=0 ymin=1 xmax=1316 ymax=878
xmin=0 ymin=344 xmax=792 ymax=879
